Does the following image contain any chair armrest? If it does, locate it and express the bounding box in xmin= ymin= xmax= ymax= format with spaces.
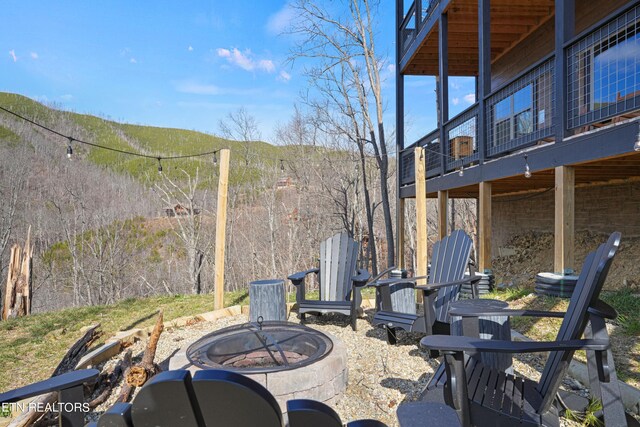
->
xmin=352 ymin=269 xmax=371 ymax=287
xmin=420 ymin=335 xmax=610 ymax=354
xmin=288 ymin=268 xmax=320 ymax=284
xmin=0 ymin=369 xmax=99 ymax=403
xmin=448 ymin=306 xmax=565 ymax=318
xmin=365 ymin=266 xmax=397 ymax=286
xmin=415 ymin=275 xmax=481 ymax=293
xmin=368 ymin=275 xmax=429 ymax=288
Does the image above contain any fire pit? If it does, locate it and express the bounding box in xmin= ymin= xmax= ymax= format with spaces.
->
xmin=170 ymin=320 xmax=348 ymax=411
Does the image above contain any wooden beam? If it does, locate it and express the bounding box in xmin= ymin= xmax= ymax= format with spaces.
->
xmin=479 ymin=181 xmax=492 ymax=271
xmin=438 ymin=190 xmax=448 ymax=239
xmin=554 ymin=165 xmax=575 ymax=273
xmin=397 ymin=198 xmax=406 ymax=269
xmin=214 ymin=149 xmax=231 ymax=310
xmin=415 ymin=147 xmax=428 ymax=287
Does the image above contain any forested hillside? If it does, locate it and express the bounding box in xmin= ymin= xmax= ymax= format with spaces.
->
xmin=0 ymin=93 xmax=383 ymax=313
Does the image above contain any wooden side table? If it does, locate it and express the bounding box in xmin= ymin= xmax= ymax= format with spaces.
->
xmin=249 ymin=279 xmax=287 ymax=322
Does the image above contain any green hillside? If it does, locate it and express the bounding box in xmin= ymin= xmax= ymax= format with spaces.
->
xmin=0 ymin=92 xmax=288 ymax=187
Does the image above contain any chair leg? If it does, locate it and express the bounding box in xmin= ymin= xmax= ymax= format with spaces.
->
xmin=351 ymin=312 xmax=357 ymax=331
xmin=386 ymin=326 xmax=397 ymax=345
xmin=299 ymin=313 xmax=306 ymax=322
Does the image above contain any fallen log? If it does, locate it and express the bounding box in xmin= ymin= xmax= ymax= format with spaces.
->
xmin=115 ymin=350 xmax=134 ymax=404
xmin=125 ymin=310 xmax=163 ymax=388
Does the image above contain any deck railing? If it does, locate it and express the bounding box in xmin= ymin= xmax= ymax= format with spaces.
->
xmin=486 ymin=57 xmax=555 ymax=157
xmin=566 ymin=3 xmax=640 ymax=130
xmin=398 ymin=2 xmax=639 ymax=187
xmin=400 ymin=2 xmax=417 ymax=54
xmin=444 ymin=104 xmax=479 ymax=171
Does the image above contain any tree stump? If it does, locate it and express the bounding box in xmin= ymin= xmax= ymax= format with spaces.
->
xmin=2 ymin=228 xmax=33 ymax=320
xmin=249 ymin=279 xmax=286 ymax=322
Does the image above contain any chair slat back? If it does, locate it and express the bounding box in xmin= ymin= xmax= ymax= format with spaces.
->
xmin=319 ymin=232 xmax=359 ymax=301
xmin=429 ymin=230 xmax=474 ymax=323
xmin=537 ymin=232 xmax=621 ymax=410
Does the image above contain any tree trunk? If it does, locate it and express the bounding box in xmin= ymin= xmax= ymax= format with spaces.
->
xmin=2 ymin=229 xmax=33 ymax=320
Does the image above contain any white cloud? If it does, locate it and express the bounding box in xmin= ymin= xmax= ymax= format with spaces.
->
xmin=188 ymin=46 xmax=194 ymax=52
xmin=9 ymin=50 xmax=17 ymax=62
xmin=130 ymin=57 xmax=137 ymax=64
xmin=463 ymin=93 xmax=476 ymax=104
xmin=267 ymin=5 xmax=295 ymax=35
xmin=217 ymin=47 xmax=277 ymax=73
xmin=216 ymin=48 xmax=231 ymax=58
xmin=278 ymin=70 xmax=291 ymax=82
xmin=596 ymin=41 xmax=640 ymax=63
xmin=30 ymin=52 xmax=38 ymax=60
xmin=449 ymin=81 xmax=461 ymax=90
xmin=387 ymin=64 xmax=396 ymax=73
xmin=258 ymin=59 xmax=275 ymax=73
xmin=452 ymin=97 xmax=459 ymax=106
xmin=175 ymin=80 xmax=221 ymax=95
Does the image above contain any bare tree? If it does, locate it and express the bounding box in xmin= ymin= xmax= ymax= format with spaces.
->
xmin=287 ymin=0 xmax=395 ymax=271
xmin=155 ymin=169 xmax=212 ymax=295
xmin=218 ymin=107 xmax=261 ymax=166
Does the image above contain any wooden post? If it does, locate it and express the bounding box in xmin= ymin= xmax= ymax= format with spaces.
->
xmin=214 ymin=149 xmax=230 ymax=310
xmin=479 ymin=182 xmax=492 ymax=271
xmin=438 ymin=190 xmax=448 ymax=239
xmin=415 ymin=147 xmax=427 ymax=289
xmin=555 ymin=166 xmax=575 ymax=273
xmin=2 ymin=228 xmax=33 ymax=320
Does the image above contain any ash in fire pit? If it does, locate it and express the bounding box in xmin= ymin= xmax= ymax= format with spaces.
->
xmin=170 ymin=319 xmax=348 ymax=412
xmin=185 ymin=320 xmax=333 ymax=373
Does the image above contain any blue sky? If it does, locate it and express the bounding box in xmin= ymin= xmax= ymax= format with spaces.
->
xmin=1 ymin=1 xmax=475 ymax=144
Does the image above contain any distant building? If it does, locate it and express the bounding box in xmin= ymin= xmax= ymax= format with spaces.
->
xmin=165 ymin=203 xmax=201 ymax=217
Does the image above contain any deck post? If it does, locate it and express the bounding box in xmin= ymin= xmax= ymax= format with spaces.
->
xmin=438 ymin=190 xmax=448 ymax=239
xmin=479 ymin=181 xmax=492 ymax=271
xmin=554 ymin=165 xmax=575 ymax=273
xmin=554 ymin=0 xmax=575 ymax=142
xmin=415 ymin=147 xmax=428 ymax=289
xmin=477 ymin=0 xmax=490 ymax=163
xmin=396 ymin=0 xmax=405 ymax=270
xmin=214 ymin=149 xmax=230 ymax=310
xmin=438 ymin=12 xmax=449 ymax=174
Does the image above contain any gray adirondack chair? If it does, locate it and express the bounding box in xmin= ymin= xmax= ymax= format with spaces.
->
xmin=371 ymin=230 xmax=479 ymax=344
xmin=421 ymin=232 xmax=633 ymax=427
xmin=0 ymin=369 xmax=99 ymax=427
xmin=287 ymin=399 xmax=389 ymax=427
xmin=288 ymin=232 xmax=370 ymax=331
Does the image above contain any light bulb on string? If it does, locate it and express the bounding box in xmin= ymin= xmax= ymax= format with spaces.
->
xmin=458 ymin=165 xmax=464 ymax=177
xmin=213 ymin=151 xmax=218 ymax=166
xmin=157 ymin=158 xmax=163 ymax=174
xmin=280 ymin=159 xmax=285 ymax=172
xmin=66 ymin=137 xmax=73 ymax=159
xmin=524 ymin=154 xmax=532 ymax=178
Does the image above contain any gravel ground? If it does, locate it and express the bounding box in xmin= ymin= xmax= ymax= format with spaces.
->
xmin=86 ymin=307 xmax=606 ymax=426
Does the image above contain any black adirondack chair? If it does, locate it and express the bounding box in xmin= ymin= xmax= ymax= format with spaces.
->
xmin=288 ymin=232 xmax=370 ymax=331
xmin=420 ymin=232 xmax=632 ymax=427
xmin=371 ymin=230 xmax=479 ymax=344
xmin=287 ymin=399 xmax=389 ymax=427
xmin=0 ymin=369 xmax=99 ymax=427
xmin=91 ymin=369 xmax=282 ymax=427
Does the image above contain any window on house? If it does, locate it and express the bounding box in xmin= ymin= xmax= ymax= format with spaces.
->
xmin=492 ymin=84 xmax=533 ymax=147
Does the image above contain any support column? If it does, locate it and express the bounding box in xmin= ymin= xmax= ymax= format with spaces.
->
xmin=397 ymin=199 xmax=405 ymax=269
xmin=415 ymin=147 xmax=427 ymax=287
xmin=554 ymin=0 xmax=575 ymax=142
xmin=479 ymin=182 xmax=492 ymax=271
xmin=438 ymin=12 xmax=449 ymax=174
xmin=554 ymin=166 xmax=575 ymax=273
xmin=395 ymin=0 xmax=405 ymax=270
xmin=477 ymin=0 xmax=491 ymax=163
xmin=438 ymin=190 xmax=448 ymax=239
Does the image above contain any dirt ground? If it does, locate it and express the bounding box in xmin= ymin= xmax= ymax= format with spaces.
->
xmin=492 ymin=230 xmax=640 ymax=292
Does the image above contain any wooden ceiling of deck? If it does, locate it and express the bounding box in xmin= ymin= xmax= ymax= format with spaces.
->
xmin=428 ymin=153 xmax=640 ymax=198
xmin=404 ymin=0 xmax=555 ymax=76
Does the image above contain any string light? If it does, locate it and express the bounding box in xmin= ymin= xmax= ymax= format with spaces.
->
xmin=66 ymin=137 xmax=73 ymax=159
xmin=634 ymin=126 xmax=640 ymax=151
xmin=524 ymin=154 xmax=532 ymax=178
xmin=213 ymin=151 xmax=218 ymax=166
xmin=458 ymin=165 xmax=464 ymax=177
xmin=0 ymin=106 xmax=223 ymax=172
xmin=280 ymin=159 xmax=285 ymax=172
